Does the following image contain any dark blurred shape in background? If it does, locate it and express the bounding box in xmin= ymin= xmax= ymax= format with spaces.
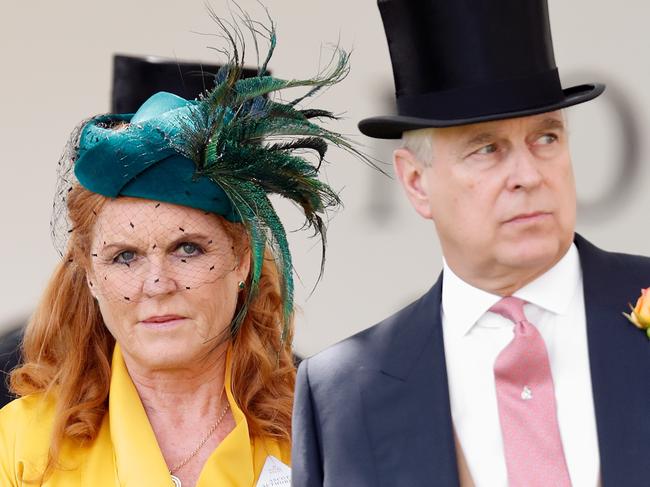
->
xmin=0 ymin=325 xmax=23 ymax=407
xmin=112 ymin=54 xmax=261 ymax=113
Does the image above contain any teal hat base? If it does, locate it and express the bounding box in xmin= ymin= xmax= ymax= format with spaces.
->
xmin=74 ymin=92 xmax=240 ymax=221
xmin=120 ymin=155 xmax=240 ymax=221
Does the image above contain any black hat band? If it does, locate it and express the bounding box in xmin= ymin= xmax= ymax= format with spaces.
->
xmin=396 ymin=68 xmax=564 ymax=121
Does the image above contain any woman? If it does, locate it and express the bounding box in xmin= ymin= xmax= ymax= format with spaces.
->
xmin=0 ymin=12 xmax=363 ymax=487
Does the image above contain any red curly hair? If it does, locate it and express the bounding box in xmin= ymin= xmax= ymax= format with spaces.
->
xmin=10 ymin=186 xmax=295 ymax=480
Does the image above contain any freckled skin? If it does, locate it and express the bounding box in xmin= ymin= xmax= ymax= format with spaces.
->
xmin=394 ymin=111 xmax=576 ymax=295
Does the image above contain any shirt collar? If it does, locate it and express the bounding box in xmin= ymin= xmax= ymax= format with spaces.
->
xmin=442 ymin=243 xmax=581 ymax=337
xmin=442 ymin=259 xmax=501 ymax=338
xmin=513 ymin=243 xmax=581 ymax=316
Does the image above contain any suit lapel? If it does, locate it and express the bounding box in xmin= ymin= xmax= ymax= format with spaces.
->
xmin=358 ymin=277 xmax=460 ymax=487
xmin=576 ymin=235 xmax=650 ymax=486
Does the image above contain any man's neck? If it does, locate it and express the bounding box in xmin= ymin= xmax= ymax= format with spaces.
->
xmin=445 ymin=252 xmax=569 ymax=297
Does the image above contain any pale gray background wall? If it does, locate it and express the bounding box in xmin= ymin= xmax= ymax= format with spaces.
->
xmin=0 ymin=1 xmax=648 ymax=357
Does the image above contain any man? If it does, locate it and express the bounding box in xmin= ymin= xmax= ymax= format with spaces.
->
xmin=291 ymin=1 xmax=650 ymax=486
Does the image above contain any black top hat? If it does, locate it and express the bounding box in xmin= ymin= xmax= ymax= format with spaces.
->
xmin=359 ymin=0 xmax=605 ymax=139
xmin=111 ymin=55 xmax=263 ymax=113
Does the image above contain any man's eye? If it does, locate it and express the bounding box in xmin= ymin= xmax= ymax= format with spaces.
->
xmin=177 ymin=242 xmax=203 ymax=256
xmin=537 ymin=133 xmax=558 ymax=145
xmin=475 ymin=144 xmax=498 ymax=155
xmin=114 ymin=250 xmax=136 ymax=265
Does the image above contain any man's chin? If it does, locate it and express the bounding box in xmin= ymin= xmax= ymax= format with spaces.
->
xmin=498 ymin=235 xmax=570 ymax=270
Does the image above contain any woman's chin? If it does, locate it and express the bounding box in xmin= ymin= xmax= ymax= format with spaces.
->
xmin=123 ymin=330 xmax=224 ymax=371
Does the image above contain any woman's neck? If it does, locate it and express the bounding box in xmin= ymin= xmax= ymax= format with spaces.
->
xmin=124 ymin=346 xmax=228 ymax=422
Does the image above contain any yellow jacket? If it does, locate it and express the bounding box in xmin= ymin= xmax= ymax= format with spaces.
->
xmin=0 ymin=345 xmax=290 ymax=486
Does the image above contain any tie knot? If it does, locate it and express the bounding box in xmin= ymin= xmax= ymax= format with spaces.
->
xmin=489 ymin=296 xmax=527 ymax=324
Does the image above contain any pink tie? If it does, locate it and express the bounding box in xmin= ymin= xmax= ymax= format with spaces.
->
xmin=490 ymin=297 xmax=572 ymax=487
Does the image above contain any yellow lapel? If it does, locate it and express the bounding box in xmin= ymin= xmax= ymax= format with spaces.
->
xmin=195 ymin=346 xmax=256 ymax=486
xmin=109 ymin=344 xmax=172 ymax=487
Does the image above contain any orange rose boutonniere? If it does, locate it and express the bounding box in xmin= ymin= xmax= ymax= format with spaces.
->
xmin=623 ymin=288 xmax=650 ymax=339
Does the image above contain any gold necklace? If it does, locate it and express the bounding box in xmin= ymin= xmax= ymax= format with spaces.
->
xmin=168 ymin=399 xmax=231 ymax=487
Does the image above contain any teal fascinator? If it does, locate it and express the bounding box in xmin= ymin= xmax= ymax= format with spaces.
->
xmin=52 ymin=12 xmax=373 ymax=340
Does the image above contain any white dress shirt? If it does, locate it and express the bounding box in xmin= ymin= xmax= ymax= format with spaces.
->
xmin=441 ymin=244 xmax=600 ymax=486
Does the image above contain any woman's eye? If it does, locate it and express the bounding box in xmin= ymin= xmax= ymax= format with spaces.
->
xmin=114 ymin=250 xmax=136 ymax=265
xmin=177 ymin=242 xmax=203 ymax=257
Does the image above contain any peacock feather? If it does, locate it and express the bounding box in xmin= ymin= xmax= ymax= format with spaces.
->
xmin=172 ymin=7 xmax=377 ymax=340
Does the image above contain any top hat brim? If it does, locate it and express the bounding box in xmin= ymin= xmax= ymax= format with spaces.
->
xmin=358 ymin=83 xmax=605 ymax=139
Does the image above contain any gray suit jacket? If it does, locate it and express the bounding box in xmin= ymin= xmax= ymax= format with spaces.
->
xmin=291 ymin=235 xmax=650 ymax=486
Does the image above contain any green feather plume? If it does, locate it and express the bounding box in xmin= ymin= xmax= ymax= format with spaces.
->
xmin=173 ymin=7 xmax=377 ymax=341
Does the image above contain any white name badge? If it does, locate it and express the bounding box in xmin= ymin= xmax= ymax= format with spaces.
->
xmin=255 ymin=455 xmax=291 ymax=487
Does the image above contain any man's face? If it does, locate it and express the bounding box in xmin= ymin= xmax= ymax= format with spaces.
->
xmin=395 ymin=111 xmax=576 ymax=289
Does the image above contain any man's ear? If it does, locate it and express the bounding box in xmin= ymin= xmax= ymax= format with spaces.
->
xmin=393 ymin=148 xmax=434 ymax=220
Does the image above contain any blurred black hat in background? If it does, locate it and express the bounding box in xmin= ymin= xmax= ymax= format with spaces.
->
xmin=112 ymin=54 xmax=262 ymax=113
